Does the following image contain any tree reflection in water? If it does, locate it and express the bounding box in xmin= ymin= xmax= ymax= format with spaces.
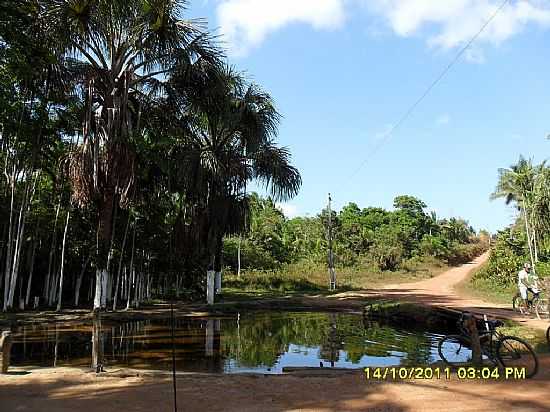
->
xmin=9 ymin=312 xmax=445 ymax=373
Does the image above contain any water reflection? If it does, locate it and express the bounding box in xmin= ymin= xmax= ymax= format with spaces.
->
xmin=10 ymin=312 xmax=450 ymax=374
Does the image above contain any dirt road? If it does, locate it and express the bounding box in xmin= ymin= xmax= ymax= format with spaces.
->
xmin=328 ymin=252 xmax=548 ymax=333
xmin=2 ymin=255 xmax=550 ymax=412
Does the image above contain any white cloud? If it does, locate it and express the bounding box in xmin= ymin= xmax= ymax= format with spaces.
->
xmin=366 ymin=0 xmax=550 ymax=53
xmin=216 ymin=0 xmax=346 ymax=55
xmin=215 ymin=0 xmax=550 ymax=58
xmin=277 ymin=203 xmax=300 ymax=218
xmin=436 ymin=114 xmax=451 ymax=125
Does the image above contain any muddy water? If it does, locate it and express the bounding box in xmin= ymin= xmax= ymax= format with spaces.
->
xmin=10 ymin=312 xmax=452 ymax=374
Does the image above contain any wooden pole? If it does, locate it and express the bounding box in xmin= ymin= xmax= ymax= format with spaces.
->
xmin=464 ymin=316 xmax=482 ymax=366
xmin=328 ymin=194 xmax=336 ymax=291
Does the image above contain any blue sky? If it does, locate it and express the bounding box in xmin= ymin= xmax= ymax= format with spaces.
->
xmin=188 ymin=1 xmax=550 ymax=232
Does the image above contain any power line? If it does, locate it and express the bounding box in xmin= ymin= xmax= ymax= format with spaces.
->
xmin=346 ymin=0 xmax=511 ymax=182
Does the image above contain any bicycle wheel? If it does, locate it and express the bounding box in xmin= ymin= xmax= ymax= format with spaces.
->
xmin=438 ymin=335 xmax=474 ymax=367
xmin=496 ymin=336 xmax=539 ymax=378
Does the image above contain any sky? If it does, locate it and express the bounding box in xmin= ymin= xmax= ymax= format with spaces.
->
xmin=188 ymin=0 xmax=550 ymax=232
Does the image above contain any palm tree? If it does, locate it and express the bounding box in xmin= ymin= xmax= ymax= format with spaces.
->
xmin=40 ymin=0 xmax=219 ymax=310
xmin=491 ymin=156 xmax=540 ymax=267
xmin=531 ymin=166 xmax=550 ymax=245
xmin=169 ymin=63 xmax=301 ymax=300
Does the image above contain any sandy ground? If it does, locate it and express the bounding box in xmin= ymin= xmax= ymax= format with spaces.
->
xmin=2 ymin=254 xmax=550 ymax=412
xmin=334 ymin=252 xmax=549 ymax=332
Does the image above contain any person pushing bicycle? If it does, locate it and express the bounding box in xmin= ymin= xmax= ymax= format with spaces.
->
xmin=518 ymin=262 xmax=540 ymax=307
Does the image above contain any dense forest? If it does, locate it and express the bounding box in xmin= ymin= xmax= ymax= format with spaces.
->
xmin=0 ymin=0 xmax=301 ymax=312
xmin=223 ymin=193 xmax=487 ymax=287
xmin=475 ymin=156 xmax=550 ymax=286
xmin=0 ymin=0 xmax=487 ymax=313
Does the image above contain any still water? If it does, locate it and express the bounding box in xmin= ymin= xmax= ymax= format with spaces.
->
xmin=11 ymin=312 xmax=452 ymax=374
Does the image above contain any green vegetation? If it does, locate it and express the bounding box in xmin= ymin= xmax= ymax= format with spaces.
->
xmin=0 ymin=0 xmax=300 ymax=311
xmin=474 ymin=156 xmax=550 ymax=289
xmin=222 ymin=194 xmax=487 ymax=293
xmin=0 ymin=1 xmax=487 ymax=312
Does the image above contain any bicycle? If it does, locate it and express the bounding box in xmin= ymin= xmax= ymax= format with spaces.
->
xmin=512 ymin=288 xmax=548 ymax=320
xmin=438 ymin=312 xmax=539 ymax=378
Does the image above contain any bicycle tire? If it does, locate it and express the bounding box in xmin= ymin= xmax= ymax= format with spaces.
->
xmin=546 ymin=326 xmax=550 ymax=345
xmin=496 ymin=336 xmax=539 ymax=379
xmin=438 ymin=335 xmax=474 ymax=367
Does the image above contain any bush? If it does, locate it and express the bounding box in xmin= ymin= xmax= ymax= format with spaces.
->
xmin=445 ymin=241 xmax=487 ymax=265
xmin=369 ymin=227 xmax=405 ymax=271
xmin=419 ymin=235 xmax=449 ymax=260
xmin=223 ymin=237 xmax=279 ymax=271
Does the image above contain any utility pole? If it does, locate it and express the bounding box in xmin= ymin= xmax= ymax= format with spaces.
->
xmin=327 ymin=193 xmax=336 ymax=291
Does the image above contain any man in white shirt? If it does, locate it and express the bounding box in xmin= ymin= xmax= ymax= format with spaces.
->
xmin=518 ymin=263 xmax=539 ymax=306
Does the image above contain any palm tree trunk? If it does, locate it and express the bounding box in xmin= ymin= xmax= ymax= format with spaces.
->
xmin=3 ymin=167 xmax=16 ymax=311
xmin=106 ymin=204 xmax=118 ymax=304
xmin=522 ymin=205 xmax=536 ymax=271
xmin=75 ymin=253 xmax=92 ymax=307
xmin=113 ymin=215 xmax=131 ymax=311
xmin=8 ymin=173 xmax=36 ymax=309
xmin=125 ymin=223 xmax=137 ymax=311
xmin=25 ymin=237 xmax=38 ymax=307
xmin=44 ymin=201 xmax=61 ymax=302
xmin=56 ymin=209 xmax=71 ymax=311
xmin=94 ymin=191 xmax=115 ymax=311
xmin=532 ymin=227 xmax=539 ymax=263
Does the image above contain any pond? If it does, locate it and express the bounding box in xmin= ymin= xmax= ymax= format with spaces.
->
xmin=10 ymin=311 xmax=456 ymax=374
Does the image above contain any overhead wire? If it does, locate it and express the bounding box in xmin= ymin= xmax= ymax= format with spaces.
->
xmin=345 ymin=0 xmax=511 ymax=184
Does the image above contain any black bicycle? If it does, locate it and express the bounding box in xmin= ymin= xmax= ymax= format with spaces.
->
xmin=438 ymin=312 xmax=539 ymax=378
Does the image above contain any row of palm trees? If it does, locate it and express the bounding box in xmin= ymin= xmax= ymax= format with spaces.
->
xmin=0 ymin=0 xmax=301 ymax=311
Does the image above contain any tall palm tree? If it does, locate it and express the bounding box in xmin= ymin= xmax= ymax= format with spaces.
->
xmin=491 ymin=156 xmax=540 ymax=266
xmin=40 ymin=0 xmax=219 ymax=310
xmin=169 ymin=63 xmax=301 ymax=299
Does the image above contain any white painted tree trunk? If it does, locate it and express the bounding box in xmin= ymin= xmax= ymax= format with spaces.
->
xmin=93 ymin=269 xmax=108 ymax=310
xmin=44 ymin=202 xmax=61 ymax=303
xmin=206 ymin=270 xmax=215 ymax=305
xmin=3 ymin=168 xmax=16 ymax=311
xmin=25 ymin=239 xmax=37 ymax=307
xmin=56 ymin=210 xmax=70 ymax=311
xmin=126 ymin=267 xmax=134 ymax=311
xmin=7 ymin=178 xmax=32 ymax=309
xmin=214 ymin=271 xmax=222 ymax=294
xmin=237 ymin=237 xmax=241 ymax=278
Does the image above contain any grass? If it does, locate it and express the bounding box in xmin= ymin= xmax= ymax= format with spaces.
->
xmin=223 ymin=256 xmax=449 ymax=298
xmin=456 ymin=267 xmax=516 ymax=305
